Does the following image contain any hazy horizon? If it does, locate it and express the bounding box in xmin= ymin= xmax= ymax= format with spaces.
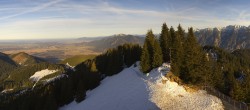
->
xmin=1 ymin=0 xmax=250 ymax=40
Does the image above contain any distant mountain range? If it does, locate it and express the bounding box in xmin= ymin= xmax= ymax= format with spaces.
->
xmin=81 ymin=34 xmax=144 ymax=52
xmin=77 ymin=25 xmax=250 ymax=51
xmin=195 ymin=25 xmax=250 ymax=50
xmin=77 ymin=37 xmax=104 ymax=42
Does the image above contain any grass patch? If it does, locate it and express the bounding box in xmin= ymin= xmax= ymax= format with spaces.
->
xmin=60 ymin=55 xmax=96 ymax=66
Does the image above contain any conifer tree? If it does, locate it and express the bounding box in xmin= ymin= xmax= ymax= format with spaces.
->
xmin=75 ymin=80 xmax=86 ymax=103
xmin=169 ymin=26 xmax=175 ymax=48
xmin=177 ymin=24 xmax=185 ymax=45
xmin=170 ymin=26 xmax=182 ymax=76
xmin=159 ymin=23 xmax=170 ymax=62
xmin=152 ymin=39 xmax=163 ymax=68
xmin=176 ymin=24 xmax=185 ymax=61
xmin=140 ymin=30 xmax=157 ymax=73
xmin=146 ymin=30 xmax=156 ymax=63
xmin=180 ymin=27 xmax=203 ymax=83
xmin=90 ymin=61 xmax=98 ymax=72
xmin=140 ymin=42 xmax=151 ymax=73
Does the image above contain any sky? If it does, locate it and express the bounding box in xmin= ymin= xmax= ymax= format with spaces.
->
xmin=0 ymin=0 xmax=250 ymax=40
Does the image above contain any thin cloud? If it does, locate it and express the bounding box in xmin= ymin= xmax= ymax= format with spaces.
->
xmin=0 ymin=0 xmax=63 ymax=20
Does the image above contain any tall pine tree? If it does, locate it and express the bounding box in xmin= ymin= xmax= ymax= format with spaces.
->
xmin=159 ymin=23 xmax=170 ymax=62
xmin=140 ymin=42 xmax=151 ymax=73
xmin=152 ymin=39 xmax=163 ymax=68
xmin=180 ymin=27 xmax=203 ymax=84
xmin=140 ymin=30 xmax=155 ymax=73
xmin=141 ymin=30 xmax=162 ymax=73
xmin=170 ymin=26 xmax=183 ymax=76
xmin=177 ymin=24 xmax=185 ymax=45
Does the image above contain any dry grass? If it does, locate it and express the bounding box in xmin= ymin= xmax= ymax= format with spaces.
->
xmin=165 ymin=72 xmax=182 ymax=84
xmin=165 ymin=71 xmax=199 ymax=93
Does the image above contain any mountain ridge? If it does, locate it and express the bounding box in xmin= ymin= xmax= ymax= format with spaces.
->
xmin=82 ymin=34 xmax=144 ymax=52
xmin=195 ymin=25 xmax=250 ymax=50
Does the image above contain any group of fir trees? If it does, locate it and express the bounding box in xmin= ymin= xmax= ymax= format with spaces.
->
xmin=140 ymin=30 xmax=163 ymax=73
xmin=140 ymin=23 xmax=186 ymax=77
xmin=141 ymin=22 xmax=250 ymax=103
xmin=96 ymin=43 xmax=142 ymax=76
xmin=141 ymin=23 xmax=211 ymax=84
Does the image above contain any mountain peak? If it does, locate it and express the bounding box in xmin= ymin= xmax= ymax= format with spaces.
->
xmin=113 ymin=33 xmax=127 ymax=37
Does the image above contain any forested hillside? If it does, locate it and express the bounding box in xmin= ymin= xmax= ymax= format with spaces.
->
xmin=0 ymin=52 xmax=17 ymax=87
xmin=1 ymin=63 xmax=66 ymax=91
xmin=0 ymin=43 xmax=142 ymax=110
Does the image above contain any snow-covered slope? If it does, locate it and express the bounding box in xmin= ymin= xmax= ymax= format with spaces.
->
xmin=60 ymin=63 xmax=224 ymax=110
xmin=60 ymin=63 xmax=159 ymax=110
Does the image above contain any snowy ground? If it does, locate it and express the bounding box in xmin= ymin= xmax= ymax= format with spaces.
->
xmin=66 ymin=63 xmax=75 ymax=71
xmin=148 ymin=69 xmax=224 ymax=110
xmin=29 ymin=69 xmax=58 ymax=82
xmin=60 ymin=62 xmax=224 ymax=110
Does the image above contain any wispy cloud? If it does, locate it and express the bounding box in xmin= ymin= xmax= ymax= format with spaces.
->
xmin=0 ymin=0 xmax=63 ymax=20
xmin=1 ymin=0 xmax=250 ymax=39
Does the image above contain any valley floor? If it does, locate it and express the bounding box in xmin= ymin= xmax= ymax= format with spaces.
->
xmin=60 ymin=62 xmax=224 ymax=110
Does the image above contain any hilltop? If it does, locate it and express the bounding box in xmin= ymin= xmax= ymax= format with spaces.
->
xmin=10 ymin=52 xmax=45 ymax=66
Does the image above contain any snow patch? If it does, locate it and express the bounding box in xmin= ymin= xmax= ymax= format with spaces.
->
xmin=45 ymin=74 xmax=67 ymax=83
xmin=66 ymin=63 xmax=75 ymax=71
xmin=29 ymin=69 xmax=58 ymax=82
xmin=1 ymin=89 xmax=13 ymax=93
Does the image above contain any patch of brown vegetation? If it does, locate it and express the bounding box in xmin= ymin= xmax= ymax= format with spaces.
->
xmin=183 ymin=85 xmax=199 ymax=93
xmin=165 ymin=71 xmax=199 ymax=93
xmin=165 ymin=72 xmax=182 ymax=84
xmin=11 ymin=52 xmax=28 ymax=64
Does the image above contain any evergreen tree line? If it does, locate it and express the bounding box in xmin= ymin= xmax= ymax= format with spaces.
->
xmin=96 ymin=43 xmax=142 ymax=76
xmin=140 ymin=23 xmax=250 ymax=103
xmin=0 ymin=43 xmax=142 ymax=110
